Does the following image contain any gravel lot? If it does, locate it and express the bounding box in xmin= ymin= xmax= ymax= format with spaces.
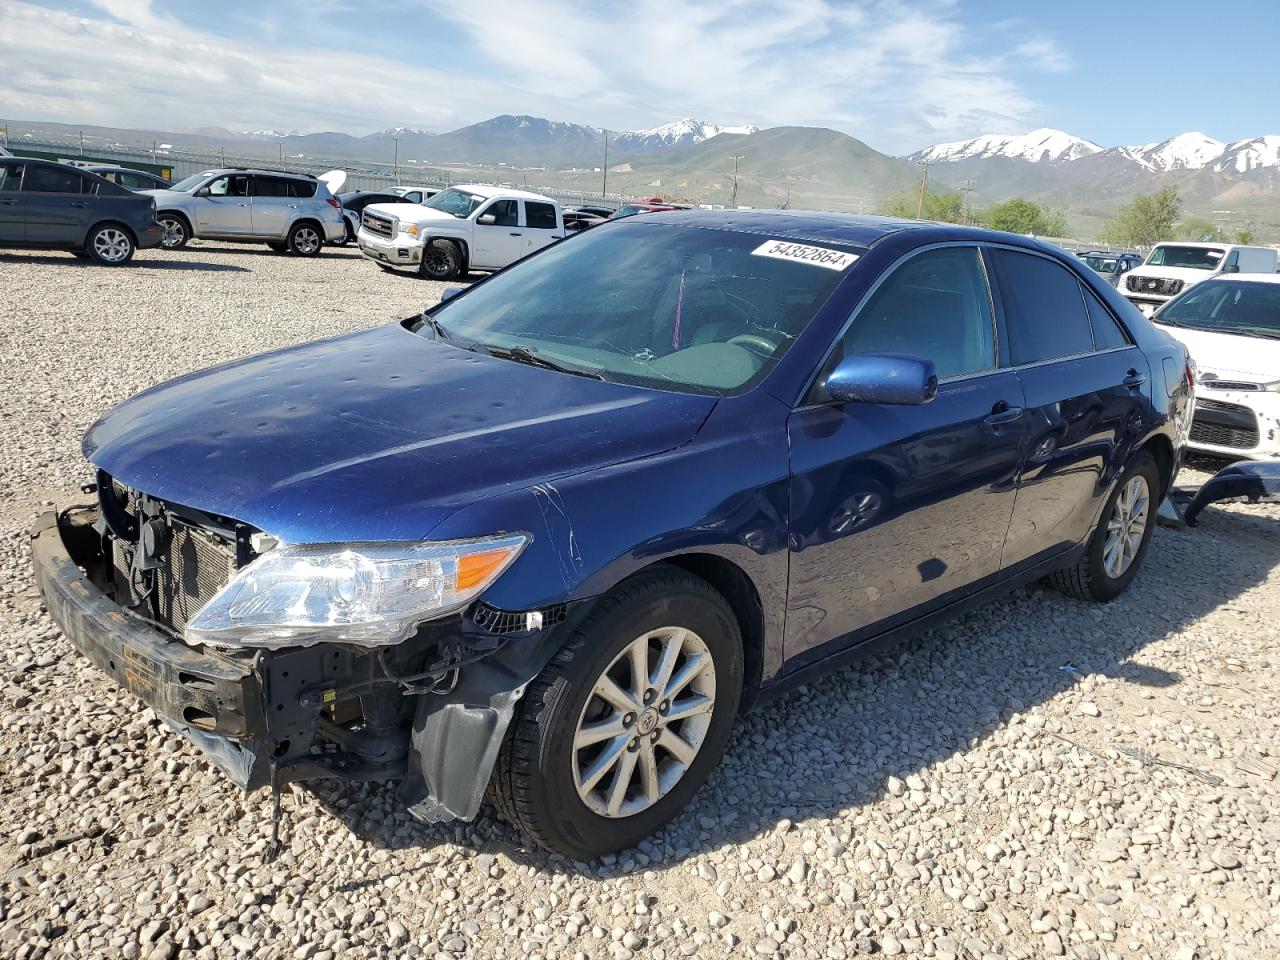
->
xmin=2 ymin=241 xmax=1279 ymax=960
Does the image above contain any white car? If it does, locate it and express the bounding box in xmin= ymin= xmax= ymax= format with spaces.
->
xmin=1121 ymin=242 xmax=1280 ymax=316
xmin=1153 ymin=274 xmax=1280 ymax=459
xmin=387 ymin=186 xmax=439 ymax=204
xmin=357 ymin=184 xmax=564 ymax=280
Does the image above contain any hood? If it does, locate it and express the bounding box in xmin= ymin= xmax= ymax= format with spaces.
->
xmin=367 ymin=203 xmax=459 ymax=225
xmin=1164 ymin=324 xmax=1280 ymax=384
xmin=140 ymin=188 xmax=189 ymax=201
xmin=84 ymin=324 xmax=715 ymax=543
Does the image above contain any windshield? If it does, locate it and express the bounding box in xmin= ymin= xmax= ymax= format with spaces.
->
xmin=423 ymin=188 xmax=485 ymax=218
xmin=423 ymin=220 xmax=859 ymax=396
xmin=1145 ymin=245 xmax=1225 ymax=270
xmin=169 ymin=173 xmax=211 ymax=192
xmin=1157 ymin=280 xmax=1280 ymax=339
xmin=610 ymin=205 xmax=652 ymax=220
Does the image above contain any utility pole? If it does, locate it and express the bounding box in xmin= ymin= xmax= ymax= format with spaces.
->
xmin=915 ymin=159 xmax=929 ymax=219
xmin=601 ymin=130 xmax=608 ymax=199
xmin=1 ymin=124 xmax=9 ymax=148
xmin=278 ymin=143 xmax=283 ymax=163
xmin=151 ymin=140 xmax=157 ymax=166
xmin=730 ymin=155 xmax=745 ymax=208
xmin=392 ymin=136 xmax=401 ymax=184
xmin=79 ymin=130 xmax=85 ymax=156
xmin=959 ymin=178 xmax=976 ymax=225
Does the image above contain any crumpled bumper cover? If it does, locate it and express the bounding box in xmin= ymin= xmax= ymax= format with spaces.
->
xmin=1170 ymin=459 xmax=1280 ymax=525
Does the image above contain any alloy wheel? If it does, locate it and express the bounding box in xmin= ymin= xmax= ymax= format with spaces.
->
xmin=293 ymin=227 xmax=320 ymax=254
xmin=92 ymin=228 xmax=132 ymax=263
xmin=572 ymin=627 xmax=716 ymax=818
xmin=160 ymin=217 xmax=186 ymax=248
xmin=1103 ymin=474 xmax=1149 ymax=579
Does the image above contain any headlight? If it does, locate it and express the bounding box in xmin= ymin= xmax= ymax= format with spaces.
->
xmin=400 ymin=222 xmax=420 ymax=236
xmin=1266 ymin=380 xmax=1280 ymax=393
xmin=185 ymin=534 xmax=529 ymax=649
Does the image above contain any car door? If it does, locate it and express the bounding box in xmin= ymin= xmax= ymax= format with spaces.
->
xmin=22 ymin=164 xmax=93 ymax=244
xmin=0 ymin=162 xmax=25 ymax=242
xmin=194 ymin=174 xmax=252 ymax=236
xmin=470 ymin=199 xmax=524 ymax=268
xmin=988 ymin=247 xmax=1151 ymax=571
xmin=249 ymin=175 xmax=292 ymax=238
xmin=522 ymin=200 xmax=562 ymax=254
xmin=785 ymin=245 xmax=1027 ymax=668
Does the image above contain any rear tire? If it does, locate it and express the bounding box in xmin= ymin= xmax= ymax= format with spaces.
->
xmin=1049 ymin=450 xmax=1159 ymax=602
xmin=286 ymin=221 xmax=323 ymax=256
xmin=420 ymin=239 xmax=461 ymax=280
xmin=490 ymin=567 xmax=743 ymax=859
xmin=85 ymin=224 xmax=135 ymax=265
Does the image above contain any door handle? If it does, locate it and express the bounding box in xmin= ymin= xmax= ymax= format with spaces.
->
xmin=237 ymin=202 xmax=249 ymax=207
xmin=1122 ymin=369 xmax=1147 ymax=390
xmin=983 ymin=402 xmax=1024 ymax=428
xmin=71 ymin=202 xmax=88 ymax=208
xmin=509 ymin=232 xmax=522 ymax=236
xmin=0 ymin=198 xmax=17 ymax=205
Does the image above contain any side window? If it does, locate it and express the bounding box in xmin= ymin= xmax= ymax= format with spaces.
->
xmin=119 ymin=172 xmax=146 ymax=189
xmin=0 ymin=163 xmax=21 ymax=191
xmin=206 ymin=175 xmax=249 ymax=197
xmin=289 ymin=179 xmax=317 ymax=199
xmin=992 ymin=249 xmax=1095 ymax=365
xmin=482 ymin=199 xmax=518 ymax=227
xmin=1080 ymin=283 xmax=1130 ymax=350
xmin=254 ymin=176 xmax=291 ymax=198
xmin=23 ymin=165 xmax=85 ymax=193
xmin=837 ymin=246 xmax=996 ymax=380
xmin=525 ymin=201 xmax=557 ymax=229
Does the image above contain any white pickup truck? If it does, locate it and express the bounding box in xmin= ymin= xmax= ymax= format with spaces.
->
xmin=1121 ymin=241 xmax=1280 ymax=315
xmin=357 ymin=184 xmax=565 ymax=280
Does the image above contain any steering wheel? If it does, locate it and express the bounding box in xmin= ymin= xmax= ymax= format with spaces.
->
xmin=727 ymin=333 xmax=778 ymax=356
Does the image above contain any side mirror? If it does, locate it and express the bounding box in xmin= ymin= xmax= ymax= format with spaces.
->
xmin=477 ymin=213 xmax=496 ymax=225
xmin=194 ymin=187 xmax=210 ymax=197
xmin=824 ymin=353 xmax=938 ymax=405
xmin=1223 ymin=264 xmax=1240 ymax=274
xmin=439 ymin=287 xmax=464 ymax=303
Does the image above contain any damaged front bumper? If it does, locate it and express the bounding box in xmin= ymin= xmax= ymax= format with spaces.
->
xmin=31 ymin=505 xmax=573 ymax=823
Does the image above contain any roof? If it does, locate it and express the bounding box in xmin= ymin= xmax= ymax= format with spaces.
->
xmin=195 ymin=167 xmax=316 ymax=180
xmin=1205 ymin=272 xmax=1280 ymax=285
xmin=450 ymin=183 xmax=557 ymax=202
xmin=637 ymin=208 xmax=1054 ymax=252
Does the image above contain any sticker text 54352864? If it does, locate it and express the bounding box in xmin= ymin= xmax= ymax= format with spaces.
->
xmin=751 ymin=240 xmax=860 ymax=271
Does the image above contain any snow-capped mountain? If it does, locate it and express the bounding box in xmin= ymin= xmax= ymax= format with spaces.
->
xmin=906 ymin=128 xmax=1102 ymax=164
xmin=239 ymin=128 xmax=295 ymax=139
xmin=612 ymin=118 xmax=760 ymax=153
xmin=1116 ymin=132 xmax=1226 ymax=171
xmin=1216 ymin=135 xmax=1280 ymax=173
xmin=365 ymin=126 xmax=434 ymax=139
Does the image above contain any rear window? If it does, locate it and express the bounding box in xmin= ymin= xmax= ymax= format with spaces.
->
xmin=1080 ymin=283 xmax=1130 ymax=349
xmin=526 ymin=201 xmax=558 ymax=229
xmin=992 ymin=249 xmax=1095 ymax=364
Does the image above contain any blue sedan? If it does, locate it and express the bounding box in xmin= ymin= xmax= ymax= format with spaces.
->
xmin=33 ymin=211 xmax=1193 ymax=859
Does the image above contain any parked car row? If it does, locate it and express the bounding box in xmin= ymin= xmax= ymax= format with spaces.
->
xmin=33 ymin=208 xmax=1198 ymax=858
xmin=1119 ymin=242 xmax=1279 ymax=315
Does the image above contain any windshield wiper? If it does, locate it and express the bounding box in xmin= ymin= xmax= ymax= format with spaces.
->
xmin=482 ymin=344 xmax=606 ymax=380
xmin=414 ymin=313 xmax=452 ymax=340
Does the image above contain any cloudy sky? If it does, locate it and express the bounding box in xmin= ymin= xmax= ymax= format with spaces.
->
xmin=0 ymin=0 xmax=1273 ymax=153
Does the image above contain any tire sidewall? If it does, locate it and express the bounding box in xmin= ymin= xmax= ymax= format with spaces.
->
xmin=529 ymin=579 xmax=743 ymax=858
xmin=158 ymin=213 xmax=188 ymax=249
xmin=1085 ymin=453 xmax=1160 ymax=600
xmin=287 ymin=222 xmax=323 ymax=256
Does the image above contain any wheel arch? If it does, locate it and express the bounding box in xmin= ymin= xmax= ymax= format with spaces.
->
xmin=155 ymin=209 xmax=191 ymax=231
xmin=81 ymin=218 xmax=137 ymax=248
xmin=1140 ymin=432 xmax=1175 ymax=499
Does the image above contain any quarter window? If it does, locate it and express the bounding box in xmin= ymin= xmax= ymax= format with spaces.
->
xmin=526 ymin=201 xmax=558 ymax=229
xmin=1080 ymin=283 xmax=1130 ymax=350
xmin=289 ymin=179 xmax=317 ymax=199
xmin=836 ymin=246 xmax=997 ymax=380
xmin=0 ymin=163 xmax=22 ymax=191
xmin=992 ymin=249 xmax=1094 ymax=364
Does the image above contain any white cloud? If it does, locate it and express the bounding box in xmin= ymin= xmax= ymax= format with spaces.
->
xmin=0 ymin=0 xmax=1061 ymax=151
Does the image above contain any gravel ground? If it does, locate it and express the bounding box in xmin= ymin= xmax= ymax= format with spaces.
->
xmin=1 ymin=241 xmax=1279 ymax=960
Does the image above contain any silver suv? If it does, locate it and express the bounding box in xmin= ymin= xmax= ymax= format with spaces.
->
xmin=144 ymin=168 xmax=345 ymax=255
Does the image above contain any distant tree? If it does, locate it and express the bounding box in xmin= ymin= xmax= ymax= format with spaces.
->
xmin=1099 ymin=187 xmax=1181 ymax=248
xmin=881 ymin=189 xmax=964 ymax=223
xmin=976 ymin=198 xmax=1070 ymax=236
xmin=1175 ymin=217 xmax=1221 ymax=242
xmin=1236 ymin=229 xmax=1255 ymax=245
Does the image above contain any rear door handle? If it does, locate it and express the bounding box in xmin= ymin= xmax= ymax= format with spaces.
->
xmin=1123 ymin=369 xmax=1147 ymax=390
xmin=71 ymin=202 xmax=88 ymax=208
xmin=0 ymin=198 xmax=18 ymax=206
xmin=984 ymin=402 xmax=1024 ymax=428
xmin=509 ymin=232 xmax=522 ymax=236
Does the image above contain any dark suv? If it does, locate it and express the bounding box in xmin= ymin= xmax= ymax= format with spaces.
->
xmin=33 ymin=212 xmax=1192 ymax=858
xmin=0 ymin=158 xmax=164 ymax=264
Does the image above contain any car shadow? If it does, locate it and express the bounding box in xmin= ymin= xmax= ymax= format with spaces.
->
xmin=170 ymin=243 xmax=362 ymax=259
xmin=297 ymin=499 xmax=1279 ymax=884
xmin=0 ymin=252 xmax=251 ymax=272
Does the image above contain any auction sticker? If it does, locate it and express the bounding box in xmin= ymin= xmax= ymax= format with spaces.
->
xmin=752 ymin=240 xmax=859 ymax=271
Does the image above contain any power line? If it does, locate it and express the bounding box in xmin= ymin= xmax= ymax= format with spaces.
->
xmin=730 ymin=155 xmax=745 ymax=209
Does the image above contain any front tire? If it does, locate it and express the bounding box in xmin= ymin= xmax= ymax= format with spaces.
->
xmin=286 ymin=221 xmax=323 ymax=256
xmin=420 ymin=239 xmax=461 ymax=280
xmin=491 ymin=567 xmax=743 ymax=859
xmin=1050 ymin=450 xmax=1159 ymax=602
xmin=157 ymin=213 xmax=189 ymax=250
xmin=85 ymin=224 xmax=135 ymax=265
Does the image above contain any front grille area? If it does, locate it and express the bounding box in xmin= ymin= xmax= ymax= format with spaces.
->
xmin=1191 ymin=397 xmax=1259 ymax=449
xmin=363 ymin=210 xmax=395 ymax=239
xmin=1126 ymin=275 xmax=1183 ymax=296
xmin=113 ymin=521 xmax=236 ymax=632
